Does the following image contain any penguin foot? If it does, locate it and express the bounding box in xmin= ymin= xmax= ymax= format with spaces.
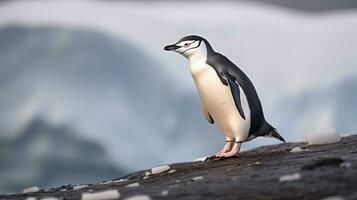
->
xmin=205 ymin=155 xmax=226 ymax=162
xmin=215 ymin=140 xmax=235 ymax=156
xmin=218 ymin=142 xmax=241 ymax=158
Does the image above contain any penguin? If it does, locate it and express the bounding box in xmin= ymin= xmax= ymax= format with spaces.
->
xmin=164 ymin=35 xmax=285 ymax=160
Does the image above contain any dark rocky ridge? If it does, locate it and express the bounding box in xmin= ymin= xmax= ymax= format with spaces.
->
xmin=1 ymin=135 xmax=357 ymax=200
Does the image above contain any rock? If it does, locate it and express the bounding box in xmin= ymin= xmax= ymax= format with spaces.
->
xmin=2 ymin=135 xmax=357 ymax=200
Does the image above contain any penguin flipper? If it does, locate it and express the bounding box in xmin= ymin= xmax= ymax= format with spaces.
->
xmin=201 ymin=103 xmax=214 ymax=124
xmin=221 ymin=72 xmax=246 ymax=120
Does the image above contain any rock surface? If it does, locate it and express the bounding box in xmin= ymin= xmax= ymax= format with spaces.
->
xmin=1 ymin=135 xmax=357 ymax=200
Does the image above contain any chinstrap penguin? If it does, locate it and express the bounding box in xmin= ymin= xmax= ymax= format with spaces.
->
xmin=164 ymin=35 xmax=285 ymax=161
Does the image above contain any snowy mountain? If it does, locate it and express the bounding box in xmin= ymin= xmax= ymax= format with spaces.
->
xmin=0 ymin=25 xmax=223 ymax=173
xmin=273 ymin=76 xmax=357 ymax=141
xmin=0 ymin=118 xmax=125 ymax=193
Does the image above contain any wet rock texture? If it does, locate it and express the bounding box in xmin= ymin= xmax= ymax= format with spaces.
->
xmin=1 ymin=135 xmax=357 ymax=200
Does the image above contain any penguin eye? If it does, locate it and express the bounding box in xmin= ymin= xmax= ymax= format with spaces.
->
xmin=184 ymin=43 xmax=190 ymax=47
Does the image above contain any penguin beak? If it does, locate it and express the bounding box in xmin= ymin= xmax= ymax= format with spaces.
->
xmin=164 ymin=44 xmax=180 ymax=51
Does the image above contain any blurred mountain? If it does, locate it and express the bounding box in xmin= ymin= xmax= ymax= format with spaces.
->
xmin=0 ymin=25 xmax=223 ymax=172
xmin=274 ymin=76 xmax=357 ymax=140
xmin=0 ymin=118 xmax=125 ymax=193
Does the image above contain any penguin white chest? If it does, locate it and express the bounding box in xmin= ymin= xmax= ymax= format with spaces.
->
xmin=190 ymin=60 xmax=251 ymax=142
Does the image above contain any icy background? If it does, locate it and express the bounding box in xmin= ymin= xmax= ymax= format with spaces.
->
xmin=0 ymin=0 xmax=357 ymax=193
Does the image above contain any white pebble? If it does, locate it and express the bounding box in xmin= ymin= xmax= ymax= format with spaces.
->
xmin=99 ymin=180 xmax=113 ymax=185
xmin=60 ymin=189 xmax=67 ymax=192
xmin=26 ymin=197 xmax=36 ymax=200
xmin=290 ymin=147 xmax=304 ymax=153
xmin=143 ymin=176 xmax=149 ymax=180
xmin=255 ymin=161 xmax=260 ymax=165
xmin=340 ymin=162 xmax=351 ymax=168
xmin=74 ymin=185 xmax=88 ymax=190
xmin=145 ymin=171 xmax=151 ymax=176
xmin=192 ymin=176 xmax=204 ymax=181
xmin=114 ymin=178 xmax=127 ymax=183
xmin=123 ymin=195 xmax=151 ymax=200
xmin=168 ymin=170 xmax=176 ymax=174
xmin=126 ymin=182 xmax=140 ymax=188
xmin=151 ymin=165 xmax=170 ymax=174
xmin=169 ymin=184 xmax=179 ymax=188
xmin=41 ymin=197 xmax=59 ymax=200
xmin=340 ymin=134 xmax=350 ymax=138
xmin=193 ymin=157 xmax=208 ymax=162
xmin=279 ymin=173 xmax=301 ymax=182
xmin=81 ymin=189 xmax=120 ymax=200
xmin=23 ymin=186 xmax=40 ymax=193
xmin=320 ymin=196 xmax=345 ymax=200
xmin=161 ymin=190 xmax=169 ymax=196
xmin=306 ymin=128 xmax=340 ymax=145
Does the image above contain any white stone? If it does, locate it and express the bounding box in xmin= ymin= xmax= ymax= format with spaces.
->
xmin=123 ymin=195 xmax=151 ymax=200
xmin=161 ymin=190 xmax=169 ymax=196
xmin=168 ymin=170 xmax=176 ymax=174
xmin=151 ymin=165 xmax=170 ymax=174
xmin=41 ymin=197 xmax=59 ymax=200
xmin=81 ymin=189 xmax=120 ymax=200
xmin=23 ymin=186 xmax=40 ymax=193
xmin=279 ymin=173 xmax=301 ymax=182
xmin=74 ymin=185 xmax=88 ymax=190
xmin=340 ymin=162 xmax=351 ymax=168
xmin=192 ymin=176 xmax=204 ymax=181
xmin=340 ymin=134 xmax=351 ymax=138
xmin=193 ymin=157 xmax=207 ymax=162
xmin=306 ymin=128 xmax=340 ymax=145
xmin=113 ymin=178 xmax=127 ymax=183
xmin=145 ymin=171 xmax=151 ymax=176
xmin=125 ymin=182 xmax=140 ymax=188
xmin=26 ymin=197 xmax=36 ymax=200
xmin=290 ymin=147 xmax=304 ymax=153
xmin=99 ymin=180 xmax=113 ymax=185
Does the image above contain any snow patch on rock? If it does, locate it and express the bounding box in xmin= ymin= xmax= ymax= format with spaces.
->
xmin=23 ymin=186 xmax=40 ymax=193
xmin=306 ymin=129 xmax=340 ymax=145
xmin=81 ymin=189 xmax=120 ymax=200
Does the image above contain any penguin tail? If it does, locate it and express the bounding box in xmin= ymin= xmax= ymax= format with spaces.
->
xmin=264 ymin=123 xmax=286 ymax=143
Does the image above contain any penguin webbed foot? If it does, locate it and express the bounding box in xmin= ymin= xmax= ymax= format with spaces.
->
xmin=204 ymin=155 xmax=227 ymax=162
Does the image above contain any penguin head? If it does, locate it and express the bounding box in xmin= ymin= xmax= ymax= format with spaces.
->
xmin=164 ymin=35 xmax=213 ymax=61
